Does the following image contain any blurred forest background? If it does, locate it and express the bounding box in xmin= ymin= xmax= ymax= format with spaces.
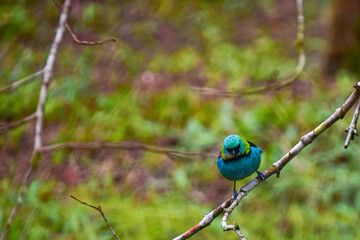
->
xmin=1 ymin=0 xmax=360 ymax=239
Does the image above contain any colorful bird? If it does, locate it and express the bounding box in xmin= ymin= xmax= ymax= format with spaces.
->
xmin=216 ymin=134 xmax=264 ymax=198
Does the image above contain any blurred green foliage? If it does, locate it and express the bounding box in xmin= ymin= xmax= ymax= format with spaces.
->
xmin=1 ymin=0 xmax=360 ymax=239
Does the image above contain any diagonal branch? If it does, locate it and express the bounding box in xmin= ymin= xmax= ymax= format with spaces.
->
xmin=0 ymin=168 xmax=36 ymax=240
xmin=37 ymin=141 xmax=214 ymax=159
xmin=52 ymin=0 xmax=116 ymax=46
xmin=0 ymin=69 xmax=44 ymax=95
xmin=172 ymin=199 xmax=233 ymax=240
xmin=0 ymin=113 xmax=37 ymax=133
xmin=173 ymin=81 xmax=360 ymax=239
xmin=191 ymin=0 xmax=305 ymax=98
xmin=71 ymin=195 xmax=120 ymax=240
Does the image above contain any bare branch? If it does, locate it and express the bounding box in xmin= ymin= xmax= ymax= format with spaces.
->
xmin=172 ymin=199 xmax=233 ymax=240
xmin=191 ymin=0 xmax=305 ymax=97
xmin=0 ymin=1 xmax=71 ymax=239
xmin=53 ymin=0 xmax=117 ymax=46
xmin=173 ymin=81 xmax=360 ymax=239
xmin=220 ymin=222 xmax=246 ymax=240
xmin=0 ymin=113 xmax=36 ymax=133
xmin=37 ymin=141 xmax=214 ymax=159
xmin=34 ymin=0 xmax=71 ymax=151
xmin=71 ymin=195 xmax=120 ymax=240
xmin=0 ymin=70 xmax=44 ymax=95
xmin=0 ymin=193 xmax=24 ymax=240
xmin=220 ymin=81 xmax=360 ymax=236
xmin=344 ymin=98 xmax=360 ymax=148
xmin=0 ymin=165 xmax=37 ymax=240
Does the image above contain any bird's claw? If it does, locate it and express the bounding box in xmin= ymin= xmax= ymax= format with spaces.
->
xmin=257 ymin=171 xmax=265 ymax=181
xmin=232 ymin=189 xmax=238 ymax=199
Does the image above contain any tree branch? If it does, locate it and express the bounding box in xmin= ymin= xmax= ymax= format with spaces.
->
xmin=0 ymin=113 xmax=36 ymax=133
xmin=0 ymin=165 xmax=37 ymax=240
xmin=71 ymin=195 xmax=120 ymax=240
xmin=344 ymin=98 xmax=360 ymax=148
xmin=220 ymin=82 xmax=360 ymax=237
xmin=0 ymin=69 xmax=44 ymax=95
xmin=52 ymin=0 xmax=117 ymax=46
xmin=0 ymin=1 xmax=72 ymax=239
xmin=191 ymin=0 xmax=305 ymax=97
xmin=37 ymin=141 xmax=214 ymax=159
xmin=173 ymin=81 xmax=360 ymax=239
xmin=34 ymin=0 xmax=71 ymax=151
xmin=172 ymin=199 xmax=233 ymax=240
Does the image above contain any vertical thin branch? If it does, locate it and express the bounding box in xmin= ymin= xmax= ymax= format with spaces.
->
xmin=0 ymin=1 xmax=72 ymax=239
xmin=190 ymin=0 xmax=306 ymax=97
xmin=0 ymin=167 xmax=36 ymax=240
xmin=295 ymin=0 xmax=305 ymax=71
xmin=34 ymin=0 xmax=71 ymax=151
xmin=344 ymin=98 xmax=360 ymax=148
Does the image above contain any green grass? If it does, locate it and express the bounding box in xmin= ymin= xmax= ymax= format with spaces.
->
xmin=1 ymin=1 xmax=360 ymax=239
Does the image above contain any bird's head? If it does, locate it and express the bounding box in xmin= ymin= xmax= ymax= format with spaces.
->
xmin=221 ymin=135 xmax=250 ymax=160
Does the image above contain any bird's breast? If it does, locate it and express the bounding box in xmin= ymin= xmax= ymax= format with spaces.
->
xmin=217 ymin=147 xmax=262 ymax=181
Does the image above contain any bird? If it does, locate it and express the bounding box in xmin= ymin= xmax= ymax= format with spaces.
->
xmin=216 ymin=134 xmax=264 ymax=198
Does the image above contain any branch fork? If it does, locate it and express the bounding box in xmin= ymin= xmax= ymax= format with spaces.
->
xmin=344 ymin=98 xmax=360 ymax=149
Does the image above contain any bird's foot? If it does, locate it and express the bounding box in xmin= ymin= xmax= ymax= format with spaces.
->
xmin=257 ymin=171 xmax=265 ymax=181
xmin=232 ymin=189 xmax=238 ymax=199
xmin=232 ymin=181 xmax=238 ymax=198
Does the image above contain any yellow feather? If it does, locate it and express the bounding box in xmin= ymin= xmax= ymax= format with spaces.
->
xmin=221 ymin=148 xmax=226 ymax=159
xmin=241 ymin=137 xmax=250 ymax=155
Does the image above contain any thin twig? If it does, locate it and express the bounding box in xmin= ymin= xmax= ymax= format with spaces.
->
xmin=52 ymin=0 xmax=116 ymax=46
xmin=0 ymin=113 xmax=36 ymax=133
xmin=37 ymin=141 xmax=214 ymax=159
xmin=71 ymin=195 xmax=120 ymax=240
xmin=0 ymin=69 xmax=44 ymax=95
xmin=173 ymin=199 xmax=233 ymax=240
xmin=191 ymin=0 xmax=305 ymax=97
xmin=344 ymin=98 xmax=360 ymax=148
xmin=173 ymin=81 xmax=360 ymax=239
xmin=0 ymin=1 xmax=71 ymax=239
xmin=34 ymin=0 xmax=71 ymax=151
xmin=0 ymin=166 xmax=37 ymax=240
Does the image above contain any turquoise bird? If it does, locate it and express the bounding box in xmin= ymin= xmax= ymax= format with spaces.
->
xmin=216 ymin=135 xmax=264 ymax=198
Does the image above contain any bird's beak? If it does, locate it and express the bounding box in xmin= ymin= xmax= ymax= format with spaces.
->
xmin=232 ymin=149 xmax=236 ymax=156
